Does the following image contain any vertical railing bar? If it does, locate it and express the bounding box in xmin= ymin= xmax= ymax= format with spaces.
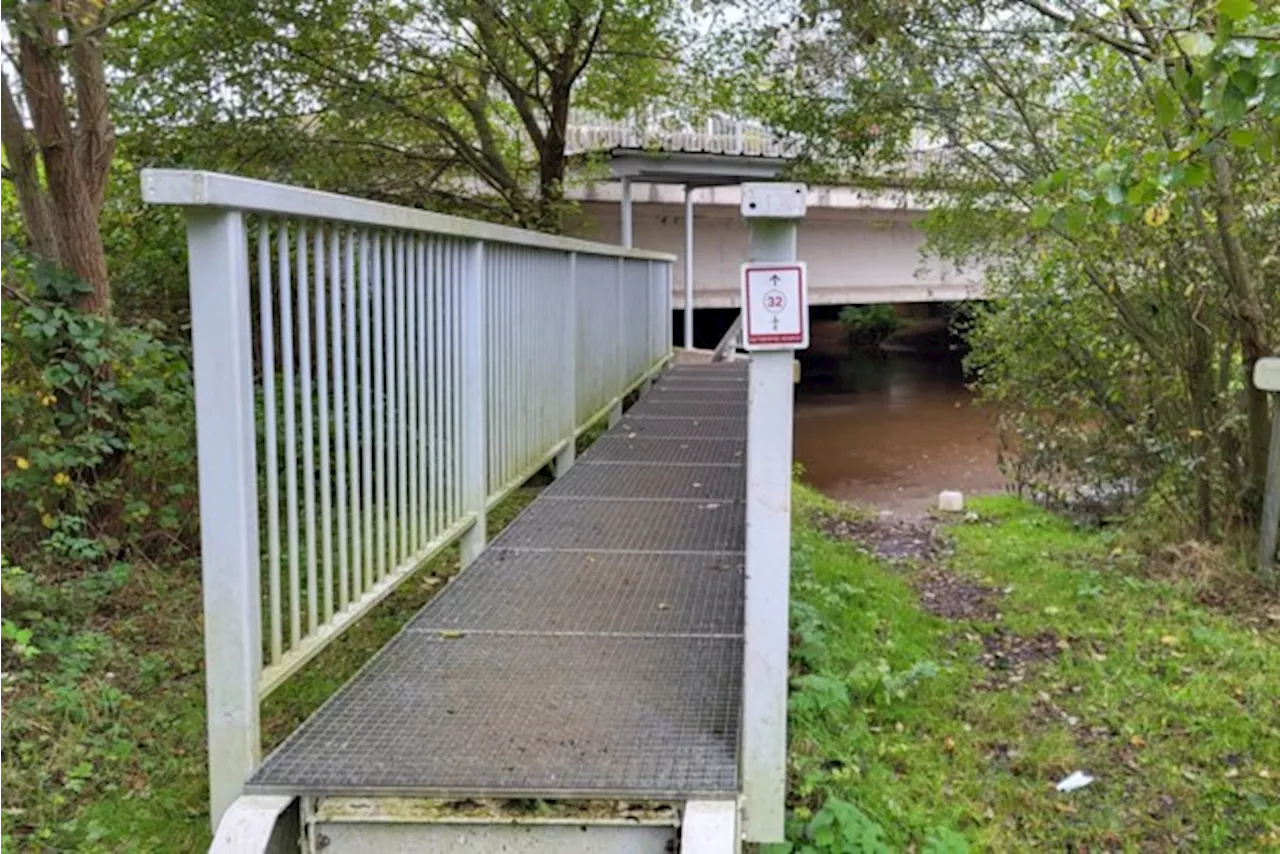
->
xmin=485 ymin=249 xmax=494 ymax=494
xmin=298 ymin=221 xmax=318 ymax=636
xmin=417 ymin=238 xmax=428 ymax=542
xmin=382 ymin=233 xmax=396 ymax=576
xmin=407 ymin=235 xmax=419 ymax=555
xmin=455 ymin=245 xmax=464 ymax=521
xmin=435 ymin=240 xmax=445 ymax=530
xmin=350 ymin=230 xmax=366 ymax=599
xmin=524 ymin=251 xmax=533 ymax=459
xmin=258 ymin=220 xmax=282 ymax=665
xmin=332 ymin=226 xmax=349 ymax=612
xmin=429 ymin=240 xmax=441 ymax=540
xmin=491 ymin=248 xmax=500 ymax=492
xmin=515 ymin=250 xmax=525 ymax=477
xmin=278 ymin=220 xmax=301 ymax=651
xmin=396 ymin=233 xmax=409 ymax=562
xmin=506 ymin=249 xmax=514 ymax=487
xmin=443 ymin=241 xmax=453 ymax=529
xmin=438 ymin=240 xmax=448 ymax=530
xmin=455 ymin=241 xmax=465 ymax=522
xmin=362 ymin=231 xmax=377 ymax=591
xmin=315 ymin=224 xmax=333 ymax=625
xmin=387 ymin=233 xmax=398 ymax=567
xmin=498 ymin=250 xmax=505 ymax=489
xmin=372 ymin=232 xmax=387 ymax=582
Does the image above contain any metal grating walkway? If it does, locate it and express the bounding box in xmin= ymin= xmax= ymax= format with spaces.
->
xmin=250 ymin=362 xmax=749 ymax=800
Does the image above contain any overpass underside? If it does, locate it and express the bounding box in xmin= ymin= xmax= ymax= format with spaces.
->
xmin=566 ymin=177 xmax=984 ymax=310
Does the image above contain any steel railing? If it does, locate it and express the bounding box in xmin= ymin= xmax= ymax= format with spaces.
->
xmin=142 ymin=170 xmax=674 ymax=825
xmin=566 ymin=111 xmax=800 ymax=158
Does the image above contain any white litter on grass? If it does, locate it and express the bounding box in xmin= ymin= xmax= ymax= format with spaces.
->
xmin=1055 ymin=771 xmax=1095 ymax=792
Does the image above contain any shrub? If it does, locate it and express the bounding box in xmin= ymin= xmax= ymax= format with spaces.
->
xmin=837 ymin=305 xmax=900 ymax=346
xmin=1 ymin=243 xmax=197 ymax=577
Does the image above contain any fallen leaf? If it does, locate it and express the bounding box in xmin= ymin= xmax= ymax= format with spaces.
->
xmin=1130 ymin=735 xmax=1146 ymax=749
xmin=943 ymin=736 xmax=957 ymax=753
xmin=1160 ymin=634 xmax=1179 ymax=646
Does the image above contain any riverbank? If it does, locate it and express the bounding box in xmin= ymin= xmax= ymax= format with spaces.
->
xmin=784 ymin=484 xmax=1279 ymax=851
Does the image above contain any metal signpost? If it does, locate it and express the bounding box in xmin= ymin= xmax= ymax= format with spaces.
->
xmin=739 ymin=183 xmax=808 ymax=843
xmin=1255 ymin=357 xmax=1280 ymax=578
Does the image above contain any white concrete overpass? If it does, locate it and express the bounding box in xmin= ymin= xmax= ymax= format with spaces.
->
xmin=558 ymin=117 xmax=984 ymax=334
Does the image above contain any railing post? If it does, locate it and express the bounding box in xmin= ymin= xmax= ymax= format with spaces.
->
xmin=461 ymin=239 xmax=488 ymax=568
xmin=739 ymin=184 xmax=808 ymax=843
xmin=185 ymin=209 xmax=262 ymax=830
xmin=554 ymin=252 xmax=577 ymax=477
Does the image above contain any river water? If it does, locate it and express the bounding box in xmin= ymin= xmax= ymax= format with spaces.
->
xmin=793 ymin=346 xmax=1005 ymax=513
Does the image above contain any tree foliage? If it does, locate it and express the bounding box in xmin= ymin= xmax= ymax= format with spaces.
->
xmin=116 ymin=0 xmax=681 ymax=230
xmin=725 ymin=0 xmax=1279 ymax=536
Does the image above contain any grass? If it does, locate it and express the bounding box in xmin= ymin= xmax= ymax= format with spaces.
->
xmin=1 ymin=480 xmax=546 ymax=853
xmin=781 ymin=485 xmax=1280 ymax=852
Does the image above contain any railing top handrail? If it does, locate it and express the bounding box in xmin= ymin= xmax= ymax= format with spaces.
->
xmin=141 ymin=169 xmax=675 ymax=263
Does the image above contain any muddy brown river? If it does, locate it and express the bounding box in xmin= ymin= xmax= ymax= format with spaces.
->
xmin=793 ymin=349 xmax=1005 ymax=513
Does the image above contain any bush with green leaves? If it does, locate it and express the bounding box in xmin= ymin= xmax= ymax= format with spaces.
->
xmin=1 ymin=243 xmax=197 ymax=581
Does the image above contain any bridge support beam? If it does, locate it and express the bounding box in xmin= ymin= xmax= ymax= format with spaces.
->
xmin=684 ymin=185 xmax=695 ymax=349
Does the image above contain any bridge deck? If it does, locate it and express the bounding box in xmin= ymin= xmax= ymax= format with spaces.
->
xmin=250 ymin=362 xmax=748 ymax=800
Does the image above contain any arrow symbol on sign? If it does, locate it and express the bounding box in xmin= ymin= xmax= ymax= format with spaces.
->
xmin=770 ymin=274 xmax=781 ymax=286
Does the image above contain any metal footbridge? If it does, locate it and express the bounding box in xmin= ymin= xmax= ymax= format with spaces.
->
xmin=251 ymin=362 xmax=747 ymax=803
xmin=147 ymin=170 xmax=800 ymax=853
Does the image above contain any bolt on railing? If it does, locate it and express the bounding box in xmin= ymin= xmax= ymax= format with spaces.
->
xmin=142 ymin=170 xmax=674 ymax=826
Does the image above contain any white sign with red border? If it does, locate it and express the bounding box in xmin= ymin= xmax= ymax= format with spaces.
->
xmin=740 ymin=262 xmax=808 ymax=351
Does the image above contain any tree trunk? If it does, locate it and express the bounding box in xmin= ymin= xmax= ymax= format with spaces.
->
xmin=1 ymin=75 xmax=62 ymax=263
xmin=1210 ymin=153 xmax=1272 ymax=515
xmin=4 ymin=4 xmax=114 ymax=314
xmin=1186 ymin=308 xmax=1215 ymax=537
xmin=536 ymin=85 xmax=571 ymax=232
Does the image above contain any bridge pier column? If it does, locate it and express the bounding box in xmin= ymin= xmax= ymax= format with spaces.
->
xmin=684 ymin=185 xmax=695 ymax=350
xmin=620 ymin=176 xmax=633 ymax=248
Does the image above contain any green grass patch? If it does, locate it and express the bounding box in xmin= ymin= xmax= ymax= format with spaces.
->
xmin=781 ymin=486 xmax=1280 ymax=852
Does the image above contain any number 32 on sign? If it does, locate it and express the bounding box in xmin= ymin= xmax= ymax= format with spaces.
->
xmin=740 ymin=262 xmax=809 ymax=351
